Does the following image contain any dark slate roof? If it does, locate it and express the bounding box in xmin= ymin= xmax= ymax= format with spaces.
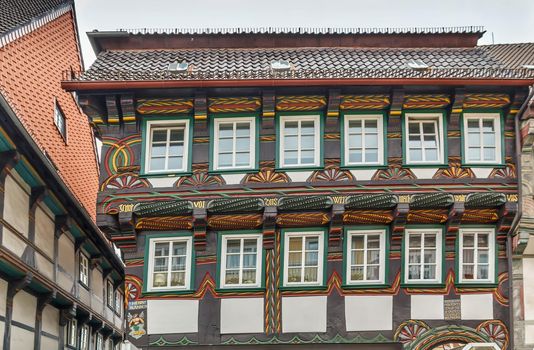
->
xmin=79 ymin=44 xmax=534 ymax=81
xmin=0 ymin=0 xmax=69 ymax=35
xmin=479 ymin=43 xmax=534 ymax=69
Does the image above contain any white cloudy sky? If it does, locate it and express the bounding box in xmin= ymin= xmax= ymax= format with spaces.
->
xmin=75 ymin=0 xmax=534 ymax=67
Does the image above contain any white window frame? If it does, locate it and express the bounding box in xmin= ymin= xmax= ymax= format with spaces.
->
xmin=462 ymin=113 xmax=502 ymax=164
xmin=144 ymin=119 xmax=190 ymax=174
xmin=343 ymin=114 xmax=384 ymax=166
xmin=66 ymin=318 xmax=77 ymax=347
xmin=96 ymin=333 xmax=103 ymax=350
xmin=283 ymin=231 xmax=325 ymax=287
xmin=404 ymin=113 xmax=445 ymax=165
xmin=114 ymin=290 xmax=123 ymax=316
xmin=458 ymin=228 xmax=495 ymax=284
xmin=79 ymin=325 xmax=89 ymax=350
xmin=220 ymin=233 xmax=263 ymax=288
xmin=106 ymin=279 xmax=114 ymax=309
xmin=146 ymin=236 xmax=193 ymax=292
xmin=54 ymin=100 xmax=67 ymax=140
xmin=279 ymin=114 xmax=321 ymax=168
xmin=79 ymin=253 xmax=89 ymax=286
xmin=404 ymin=228 xmax=443 ymax=284
xmin=213 ymin=116 xmax=256 ymax=171
xmin=346 ymin=229 xmax=386 ymax=285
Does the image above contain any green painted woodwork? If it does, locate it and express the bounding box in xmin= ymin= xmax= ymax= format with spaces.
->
xmin=207 ymin=197 xmax=264 ymax=213
xmin=134 ymin=200 xmax=193 ymax=217
xmin=410 ymin=193 xmax=454 ymax=208
xmin=278 ymin=195 xmax=332 ymax=211
xmin=465 ymin=192 xmax=506 ymax=208
xmin=345 ymin=193 xmax=397 ymax=209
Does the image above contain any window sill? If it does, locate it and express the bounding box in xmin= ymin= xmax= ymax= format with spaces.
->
xmin=340 ymin=165 xmax=388 ymax=170
xmin=460 ymin=163 xmax=505 ymax=168
xmin=342 ymin=283 xmax=390 ymax=289
xmin=139 ymin=171 xmax=192 ymax=178
xmin=401 ymin=282 xmax=445 ymax=288
xmin=142 ymin=289 xmax=195 ymax=296
xmin=208 ymin=168 xmax=258 ymax=175
xmin=455 ymin=282 xmax=498 ymax=288
xmin=279 ymin=285 xmax=328 ymax=291
xmin=215 ymin=287 xmax=265 ymax=293
xmin=402 ymin=163 xmax=448 ymax=168
xmin=274 ymin=166 xmax=324 ymax=172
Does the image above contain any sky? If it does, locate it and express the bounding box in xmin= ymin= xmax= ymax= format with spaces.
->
xmin=74 ymin=0 xmax=534 ymax=68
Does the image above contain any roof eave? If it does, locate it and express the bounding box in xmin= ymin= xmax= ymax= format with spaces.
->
xmin=62 ymin=78 xmax=534 ymax=91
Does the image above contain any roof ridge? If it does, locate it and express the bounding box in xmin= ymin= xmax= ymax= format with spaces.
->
xmin=112 ymin=26 xmax=485 ymax=36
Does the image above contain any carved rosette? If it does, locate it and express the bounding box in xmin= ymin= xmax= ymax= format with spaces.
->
xmin=242 ymin=168 xmax=290 ymax=184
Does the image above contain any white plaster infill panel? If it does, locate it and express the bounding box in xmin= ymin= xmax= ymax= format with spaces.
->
xmin=470 ymin=167 xmax=494 ymax=179
xmin=282 ymin=296 xmax=327 ymax=333
xmin=287 ymin=171 xmax=313 ymax=183
xmin=147 ymin=299 xmax=198 ymax=334
xmin=220 ymin=173 xmax=245 ymax=185
xmin=410 ymin=168 xmax=439 ymax=179
xmin=523 ymin=257 xmax=534 ymax=321
xmin=147 ymin=176 xmax=177 ymax=188
xmin=220 ymin=297 xmax=264 ymax=334
xmin=410 ymin=295 xmax=444 ymax=320
xmin=345 ymin=295 xmax=393 ymax=331
xmin=0 ymin=279 xmax=7 ymax=317
xmin=348 ymin=169 xmax=377 ymax=181
xmin=460 ymin=294 xmax=493 ymax=320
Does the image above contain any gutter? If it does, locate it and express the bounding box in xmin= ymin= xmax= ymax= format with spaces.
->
xmin=0 ymin=93 xmax=124 ymax=274
xmin=61 ymin=78 xmax=534 ymax=91
xmin=508 ymin=85 xmax=534 ymax=350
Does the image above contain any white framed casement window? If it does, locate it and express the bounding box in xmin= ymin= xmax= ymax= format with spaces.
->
xmin=66 ymin=318 xmax=77 ymax=347
xmin=346 ymin=229 xmax=386 ymax=284
xmin=53 ymin=100 xmax=67 ymax=140
xmin=343 ymin=114 xmax=384 ymax=166
xmin=220 ymin=233 xmax=263 ymax=288
xmin=79 ymin=325 xmax=89 ymax=350
xmin=114 ymin=290 xmax=123 ymax=316
xmin=405 ymin=113 xmax=445 ymax=165
xmin=462 ymin=113 xmax=502 ymax=164
xmin=404 ymin=228 xmax=443 ymax=284
xmin=79 ymin=253 xmax=89 ymax=286
xmin=146 ymin=236 xmax=193 ymax=292
xmin=283 ymin=231 xmax=325 ymax=286
xmin=213 ymin=117 xmax=256 ymax=170
xmin=96 ymin=333 xmax=103 ymax=350
xmin=106 ymin=280 xmax=114 ymax=309
xmin=458 ymin=228 xmax=495 ymax=283
xmin=279 ymin=115 xmax=321 ymax=168
xmin=144 ymin=119 xmax=190 ymax=174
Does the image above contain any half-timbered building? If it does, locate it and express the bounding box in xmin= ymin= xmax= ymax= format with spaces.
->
xmin=62 ymin=27 xmax=534 ymax=350
xmin=0 ymin=1 xmax=125 ymax=349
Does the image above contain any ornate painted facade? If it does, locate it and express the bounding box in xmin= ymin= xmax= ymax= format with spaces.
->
xmin=64 ymin=28 xmax=534 ymax=350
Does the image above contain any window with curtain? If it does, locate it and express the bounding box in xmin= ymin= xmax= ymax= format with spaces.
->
xmin=213 ymin=117 xmax=255 ymax=170
xmin=346 ymin=230 xmax=386 ymax=284
xmin=283 ymin=231 xmax=324 ymax=286
xmin=405 ymin=229 xmax=442 ymax=283
xmin=220 ymin=234 xmax=262 ymax=288
xmin=463 ymin=113 xmax=501 ymax=164
xmin=147 ymin=236 xmax=192 ymax=291
xmin=279 ymin=115 xmax=321 ymax=167
xmin=343 ymin=114 xmax=384 ymax=166
xmin=405 ymin=113 xmax=444 ymax=164
xmin=459 ymin=228 xmax=495 ymax=283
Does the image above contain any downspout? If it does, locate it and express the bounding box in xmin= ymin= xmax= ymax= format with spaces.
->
xmin=508 ymin=85 xmax=534 ymax=350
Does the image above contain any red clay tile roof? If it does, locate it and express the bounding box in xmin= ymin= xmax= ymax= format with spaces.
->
xmin=0 ymin=10 xmax=100 ymax=219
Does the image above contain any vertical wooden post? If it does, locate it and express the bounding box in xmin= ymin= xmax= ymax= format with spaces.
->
xmin=3 ymin=274 xmax=32 ymax=350
xmin=0 ymin=150 xmax=20 ymax=244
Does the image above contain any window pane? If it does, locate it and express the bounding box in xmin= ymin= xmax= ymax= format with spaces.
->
xmin=352 ymin=236 xmax=364 ymax=250
xmin=284 ymin=121 xmax=298 ymax=135
xmin=367 ymin=235 xmax=380 ymax=248
xmin=225 ymin=270 xmax=239 ymax=284
xmin=409 ymin=251 xmax=421 ymax=263
xmin=478 ymin=251 xmax=489 ymax=264
xmin=463 ymin=249 xmax=474 ymax=263
xmin=153 ymin=257 xmax=167 ymax=272
xmin=236 ymin=123 xmax=250 ymax=137
xmin=289 ymin=237 xmax=302 ymax=251
xmin=151 ymin=144 xmax=166 ymax=157
xmin=349 ymin=150 xmax=362 ymax=163
xmin=423 ymin=265 xmax=435 ymax=279
xmin=367 ymin=250 xmax=380 ymax=264
xmin=408 ymin=123 xmax=419 ymax=134
xmin=284 ymin=151 xmax=298 ymax=165
xmin=353 ymin=251 xmax=364 ymax=265
xmin=483 ymin=133 xmax=496 ymax=147
xmin=150 ymin=157 xmax=165 ymax=171
xmin=242 ymin=269 xmax=256 ymax=284
xmin=482 ymin=120 xmax=494 ymax=132
xmin=469 ymin=132 xmax=481 ymax=147
xmin=219 ymin=138 xmax=233 ymax=152
xmin=365 ymin=134 xmax=378 ymax=148
xmin=365 ymin=149 xmax=378 ymax=163
xmin=422 ymin=122 xmax=436 ymax=134
xmin=468 ymin=147 xmax=480 ymax=161
xmin=155 ymin=243 xmax=169 ymax=256
xmin=285 ymin=135 xmax=298 ymax=150
xmin=423 ymin=135 xmax=437 ymax=148
xmin=227 ymin=240 xmax=240 ymax=253
xmin=366 ymin=120 xmax=378 ymax=133
xmin=152 ymin=130 xmax=167 ymax=142
xmin=409 ymin=265 xmax=421 ymax=279
xmin=173 ymin=242 xmax=186 ymax=255
xmin=288 ymin=252 xmax=302 ymax=267
xmin=425 ymin=148 xmax=438 ymax=161
xmin=170 ymin=129 xmax=184 ymax=141
xmin=236 ymin=138 xmax=250 ymax=152
xmin=301 ymin=150 xmax=315 ymax=164
xmin=351 ymin=266 xmax=364 ymax=280
xmin=243 ymin=239 xmax=257 ymax=252
xmin=167 ymin=157 xmax=183 ymax=170
xmin=424 ymin=250 xmax=436 ymax=264
xmin=463 ymin=234 xmax=475 ymax=247
xmin=305 ymin=252 xmax=318 ymax=266
xmin=305 ymin=237 xmax=319 ymax=251
xmin=303 ymin=267 xmax=318 ymax=282
xmin=243 ymin=254 xmax=257 ymax=268
xmin=409 ymin=234 xmax=421 ymax=248
xmin=463 ymin=265 xmax=474 ymax=279
xmin=226 ymin=255 xmax=240 ymax=269
xmin=170 ymin=272 xmax=185 ymax=286
xmin=153 ymin=272 xmax=167 ymax=287
xmin=478 ymin=234 xmax=489 ymax=247
xmin=367 ymin=266 xmax=379 ymax=280
xmin=219 ymin=124 xmax=233 ymax=138
xmin=409 ymin=135 xmax=422 ymax=149
xmin=171 ymin=257 xmax=186 ymax=270
xmin=301 ymin=135 xmax=315 ymax=149
xmin=410 ymin=149 xmax=422 ymax=161
xmin=483 ymin=148 xmax=496 ymax=161
xmin=301 ymin=121 xmax=315 ymax=134
xmin=287 ymin=267 xmax=301 ymax=282
xmin=425 ymin=234 xmax=436 ymax=247
xmin=477 ymin=265 xmax=489 ymax=279
xmin=219 ymin=153 xmax=232 ymax=167
xmin=349 ymin=135 xmax=362 ymax=148
xmin=349 ymin=120 xmax=362 ymax=134
xmin=235 ymin=152 xmax=250 ymax=166
xmin=467 ymin=120 xmax=479 ymax=130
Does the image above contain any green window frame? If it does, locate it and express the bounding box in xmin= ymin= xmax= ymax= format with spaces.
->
xmin=143 ymin=233 xmax=195 ymax=294
xmin=279 ymin=227 xmax=328 ymax=289
xmin=140 ymin=116 xmax=193 ymax=176
xmin=455 ymin=226 xmax=497 ymax=286
xmin=402 ymin=111 xmax=448 ymax=166
xmin=216 ymin=230 xmax=265 ymax=291
xmin=460 ymin=111 xmax=505 ymax=166
xmin=401 ymin=226 xmax=445 ymax=286
xmin=342 ymin=226 xmax=389 ymax=288
xmin=275 ymin=112 xmax=324 ymax=170
xmin=341 ymin=112 xmax=387 ymax=168
xmin=209 ymin=114 xmax=260 ymax=173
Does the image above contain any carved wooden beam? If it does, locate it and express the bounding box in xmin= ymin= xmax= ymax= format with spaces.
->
xmin=90 ymin=255 xmax=103 ymax=269
xmin=194 ymin=92 xmax=208 ymax=126
xmin=262 ymin=205 xmax=277 ymax=249
xmin=192 ymin=204 xmax=207 ymax=251
xmin=54 ymin=215 xmax=70 ymax=238
xmin=30 ymin=186 xmax=47 ymax=209
xmin=105 ymin=95 xmax=120 ymax=126
xmin=74 ymin=237 xmax=87 ymax=253
xmin=59 ymin=304 xmax=76 ymax=327
xmin=120 ymin=94 xmax=137 ymax=132
xmin=497 ymin=201 xmax=518 ymax=233
xmin=78 ymin=95 xmax=107 ymax=135
xmin=326 ymin=89 xmax=341 ymax=118
xmin=446 ymin=199 xmax=465 ymax=234
xmin=329 ymin=202 xmax=345 ymax=248
xmin=391 ymin=195 xmax=410 ymax=233
xmin=388 ymin=90 xmax=404 ymax=118
xmin=0 ymin=150 xmax=20 ymax=182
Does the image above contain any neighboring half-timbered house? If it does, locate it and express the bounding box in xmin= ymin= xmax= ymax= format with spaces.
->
xmin=63 ymin=27 xmax=534 ymax=350
xmin=0 ymin=1 xmax=125 ymax=349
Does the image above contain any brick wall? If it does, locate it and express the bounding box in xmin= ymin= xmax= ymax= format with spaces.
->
xmin=0 ymin=11 xmax=99 ymax=218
